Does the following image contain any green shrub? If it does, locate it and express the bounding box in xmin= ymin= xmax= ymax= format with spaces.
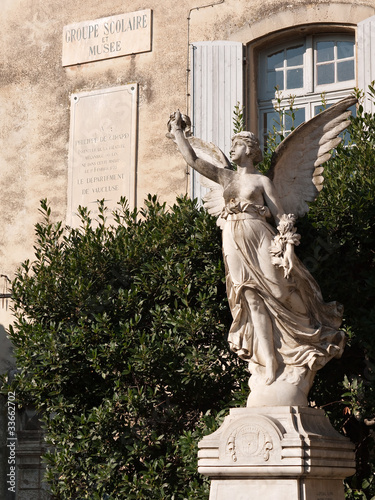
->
xmin=4 ymin=195 xmax=246 ymax=499
xmin=302 ymin=91 xmax=375 ymax=499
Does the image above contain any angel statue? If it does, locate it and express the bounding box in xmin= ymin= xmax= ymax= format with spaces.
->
xmin=167 ymin=96 xmax=356 ymax=406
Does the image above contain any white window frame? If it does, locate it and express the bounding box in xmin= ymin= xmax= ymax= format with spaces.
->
xmin=314 ymin=35 xmax=356 ymax=92
xmin=189 ymin=15 xmax=375 ymax=202
xmin=259 ymin=38 xmax=308 ymax=101
xmin=257 ymin=33 xmax=356 ymax=148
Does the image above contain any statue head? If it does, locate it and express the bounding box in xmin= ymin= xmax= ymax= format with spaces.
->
xmin=231 ymin=131 xmax=263 ymax=165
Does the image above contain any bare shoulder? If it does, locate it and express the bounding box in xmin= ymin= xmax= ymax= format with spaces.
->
xmin=258 ymin=174 xmax=275 ymax=191
xmin=250 ymin=172 xmax=270 ymax=188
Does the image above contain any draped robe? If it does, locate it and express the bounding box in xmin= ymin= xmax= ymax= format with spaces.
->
xmin=221 ymin=201 xmax=345 ymax=386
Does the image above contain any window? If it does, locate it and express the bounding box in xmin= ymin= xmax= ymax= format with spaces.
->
xmin=258 ymin=34 xmax=355 ymax=148
xmin=189 ymin=16 xmax=375 ymax=203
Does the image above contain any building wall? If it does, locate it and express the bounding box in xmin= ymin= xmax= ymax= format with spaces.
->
xmin=1 ymin=0 xmax=375 ymax=496
xmin=1 ymin=0 xmax=375 ymax=288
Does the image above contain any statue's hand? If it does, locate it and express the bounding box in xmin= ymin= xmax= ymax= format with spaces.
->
xmin=167 ymin=110 xmax=183 ymax=137
xmin=283 ymin=243 xmax=295 ymax=279
xmin=167 ymin=110 xmax=193 ymax=141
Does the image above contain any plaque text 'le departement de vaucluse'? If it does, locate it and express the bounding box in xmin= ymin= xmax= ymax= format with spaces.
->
xmin=62 ymin=9 xmax=152 ymax=66
xmin=67 ymin=85 xmax=138 ymax=227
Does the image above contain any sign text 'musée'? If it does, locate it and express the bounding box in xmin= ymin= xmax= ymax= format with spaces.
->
xmin=62 ymin=9 xmax=152 ymax=66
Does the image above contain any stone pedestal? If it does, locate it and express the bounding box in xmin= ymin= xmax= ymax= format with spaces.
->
xmin=198 ymin=406 xmax=355 ymax=500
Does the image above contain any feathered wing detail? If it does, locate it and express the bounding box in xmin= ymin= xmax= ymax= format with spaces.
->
xmin=187 ymin=136 xmax=231 ymax=221
xmin=266 ymin=96 xmax=357 ymax=218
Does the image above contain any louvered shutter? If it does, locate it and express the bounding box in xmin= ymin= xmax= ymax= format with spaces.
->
xmin=190 ymin=41 xmax=244 ymax=203
xmin=358 ymin=16 xmax=375 ymax=114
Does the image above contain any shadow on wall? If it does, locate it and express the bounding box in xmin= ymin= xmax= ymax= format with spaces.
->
xmin=0 ymin=321 xmax=16 ymax=500
xmin=0 ymin=322 xmax=15 ymax=375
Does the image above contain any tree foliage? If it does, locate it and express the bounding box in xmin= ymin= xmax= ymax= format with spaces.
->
xmin=3 ymin=196 xmax=246 ymax=499
xmin=300 ymin=89 xmax=375 ymax=499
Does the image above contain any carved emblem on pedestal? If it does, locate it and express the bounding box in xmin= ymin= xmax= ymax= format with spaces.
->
xmin=226 ymin=424 xmax=273 ymax=462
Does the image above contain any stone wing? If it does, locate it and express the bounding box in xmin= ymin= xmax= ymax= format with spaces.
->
xmin=188 ymin=136 xmax=232 ymax=219
xmin=266 ymin=96 xmax=357 ymax=218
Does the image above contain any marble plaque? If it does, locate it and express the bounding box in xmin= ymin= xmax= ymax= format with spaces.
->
xmin=67 ymin=84 xmax=138 ymax=227
xmin=62 ymin=9 xmax=152 ymax=66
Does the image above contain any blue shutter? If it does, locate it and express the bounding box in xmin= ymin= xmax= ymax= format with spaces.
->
xmin=358 ymin=16 xmax=375 ymax=114
xmin=190 ymin=41 xmax=243 ymax=203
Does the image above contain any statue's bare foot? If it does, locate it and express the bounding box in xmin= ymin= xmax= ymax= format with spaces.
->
xmin=265 ymin=359 xmax=278 ymax=385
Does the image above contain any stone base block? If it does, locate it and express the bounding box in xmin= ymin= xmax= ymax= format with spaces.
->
xmin=208 ymin=478 xmax=346 ymax=500
xmin=198 ymin=406 xmax=355 ymax=500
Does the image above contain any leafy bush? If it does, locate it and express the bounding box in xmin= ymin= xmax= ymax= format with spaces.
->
xmin=3 ymin=196 xmax=246 ymax=499
xmin=300 ymin=90 xmax=375 ymax=499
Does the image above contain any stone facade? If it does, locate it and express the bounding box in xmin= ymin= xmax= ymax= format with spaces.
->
xmin=1 ymin=0 xmax=375 ymax=291
xmin=1 ymin=0 xmax=375 ymax=496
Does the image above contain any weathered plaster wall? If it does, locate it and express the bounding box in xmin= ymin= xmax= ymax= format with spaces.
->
xmin=0 ymin=0 xmax=372 ymax=271
xmin=0 ymin=1 xmax=374 ymax=494
xmin=0 ymin=0 xmax=374 ymax=291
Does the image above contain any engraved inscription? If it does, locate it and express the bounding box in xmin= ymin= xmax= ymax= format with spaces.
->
xmin=67 ymin=85 xmax=137 ymax=227
xmin=62 ymin=10 xmax=152 ymax=66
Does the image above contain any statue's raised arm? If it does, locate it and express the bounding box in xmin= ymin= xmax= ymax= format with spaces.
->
xmin=167 ymin=97 xmax=356 ymax=407
xmin=168 ymin=110 xmax=233 ymax=187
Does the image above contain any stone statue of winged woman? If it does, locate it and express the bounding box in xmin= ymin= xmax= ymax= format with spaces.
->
xmin=167 ymin=96 xmax=356 ymax=406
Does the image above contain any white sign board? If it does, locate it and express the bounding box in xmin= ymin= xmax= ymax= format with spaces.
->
xmin=62 ymin=9 xmax=152 ymax=66
xmin=67 ymin=84 xmax=138 ymax=227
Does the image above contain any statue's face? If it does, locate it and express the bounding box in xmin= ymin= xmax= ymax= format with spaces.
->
xmin=230 ymin=139 xmax=248 ymax=164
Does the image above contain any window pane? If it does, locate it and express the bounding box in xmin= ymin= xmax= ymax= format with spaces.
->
xmin=315 ymin=102 xmax=356 ymax=116
xmin=337 ymin=41 xmax=354 ymax=59
xmin=287 ymin=68 xmax=303 ymax=89
xmin=267 ymin=70 xmax=284 ymax=91
xmin=286 ymin=45 xmax=304 ymax=66
xmin=266 ymin=111 xmax=282 ymax=131
xmin=317 ymin=63 xmax=334 ymax=85
xmin=263 ymin=111 xmax=283 ymax=147
xmin=267 ymin=72 xmax=276 ymax=91
xmin=268 ymin=50 xmax=284 ymax=70
xmin=285 ymin=108 xmax=305 ymax=130
xmin=314 ymin=104 xmax=329 ymax=115
xmin=337 ymin=60 xmax=355 ymax=82
xmin=317 ymin=41 xmax=334 ymax=62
